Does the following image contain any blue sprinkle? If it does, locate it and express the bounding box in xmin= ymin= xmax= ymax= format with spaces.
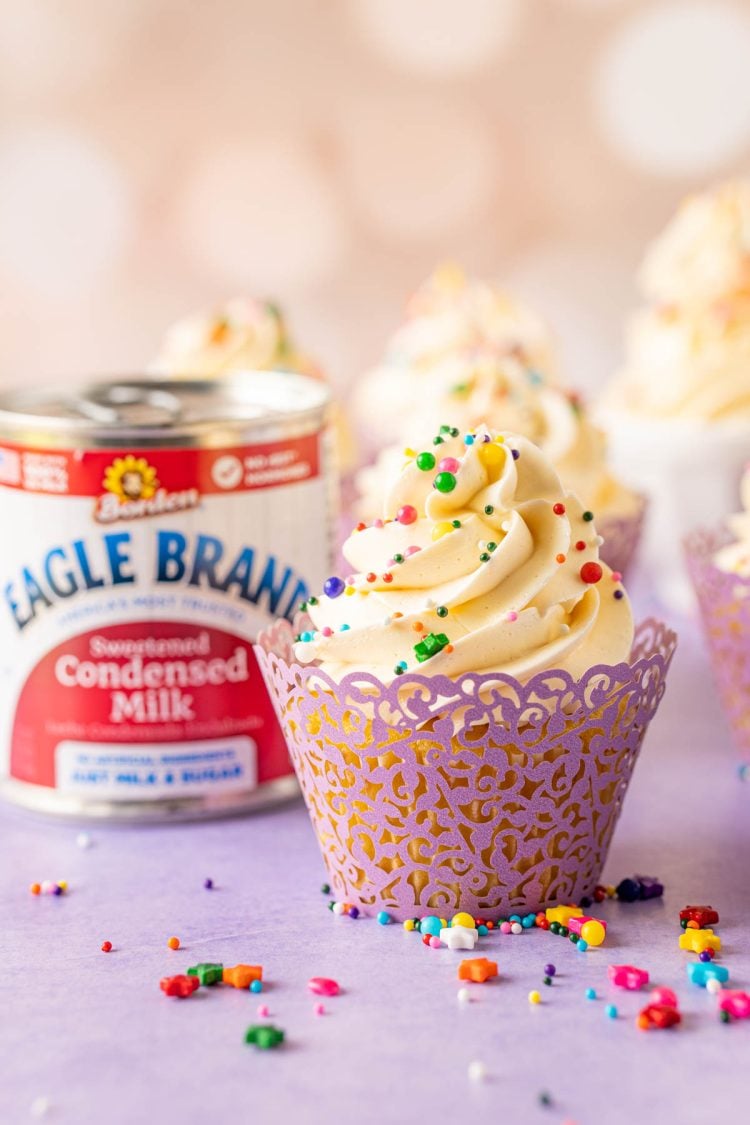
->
xmin=250 ymin=979 xmax=263 ymax=993
xmin=585 ymin=987 xmax=596 ymax=1000
xmin=300 ymin=631 xmax=314 ymax=642
xmin=605 ymin=1004 xmax=618 ymax=1019
xmin=577 ymin=939 xmax=588 ymax=952
xmin=477 ymin=924 xmax=488 ymax=936
xmin=509 ymin=914 xmax=521 ymax=923
xmin=464 ymin=434 xmax=475 ymax=445
xmin=377 ymin=911 xmax=392 ymax=926
xmin=522 ymin=914 xmax=536 ymax=928
xmin=340 ymin=623 xmax=350 ymax=631
xmin=323 ymin=576 xmax=346 ymax=599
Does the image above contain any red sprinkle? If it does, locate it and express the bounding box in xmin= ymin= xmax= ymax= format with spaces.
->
xmin=553 ymin=503 xmax=566 ymax=515
xmin=382 ymin=572 xmax=393 ymax=583
xmin=366 ymin=572 xmax=376 ymax=583
xmin=580 ymin=561 xmax=603 ymax=584
xmin=396 ymin=504 xmax=418 ymax=525
xmin=555 ymin=553 xmax=566 ymax=564
xmin=355 ymin=522 xmax=366 ymax=532
xmin=101 ymin=941 xmax=113 ymax=953
xmin=575 ymin=540 xmax=586 ymax=551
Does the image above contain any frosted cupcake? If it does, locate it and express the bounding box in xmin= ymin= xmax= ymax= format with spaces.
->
xmin=354 ymin=350 xmax=644 ymax=576
xmin=350 ymin=265 xmax=557 ymax=458
xmin=257 ymin=426 xmax=675 ymax=919
xmin=686 ymin=465 xmax=750 ymax=766
xmin=601 ymin=180 xmax=750 ymax=609
xmin=152 ymin=296 xmax=353 ymax=469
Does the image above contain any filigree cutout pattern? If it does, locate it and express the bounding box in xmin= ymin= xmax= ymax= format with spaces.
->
xmin=256 ymin=617 xmax=676 ymax=920
xmin=598 ymin=494 xmax=647 ymax=579
xmin=686 ymin=527 xmax=750 ymax=763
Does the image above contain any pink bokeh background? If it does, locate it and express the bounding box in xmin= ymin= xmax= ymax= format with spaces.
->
xmin=1 ymin=0 xmax=749 ymax=402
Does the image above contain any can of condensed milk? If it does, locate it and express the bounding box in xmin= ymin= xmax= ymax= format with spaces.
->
xmin=0 ymin=373 xmax=333 ymax=819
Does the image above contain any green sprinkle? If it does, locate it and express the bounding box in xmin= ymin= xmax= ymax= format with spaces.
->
xmin=433 ymin=436 xmax=444 ymax=445
xmin=487 ymin=542 xmax=497 ymax=551
xmin=416 ymin=452 xmax=436 ymax=472
xmin=414 ymin=632 xmax=450 ymax=663
xmin=393 ymin=553 xmax=404 ymax=564
xmin=479 ymin=552 xmax=490 ymax=562
xmin=582 ymin=511 xmax=594 ymax=522
xmin=308 ymin=596 xmax=318 ymax=606
xmin=434 ymin=471 xmax=456 ymax=493
xmin=484 ymin=505 xmax=494 ymax=516
xmin=451 ymin=519 xmax=461 ymax=528
xmin=436 ymin=606 xmax=448 ymax=618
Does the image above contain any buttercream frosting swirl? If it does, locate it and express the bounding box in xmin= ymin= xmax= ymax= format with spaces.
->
xmin=608 ymin=180 xmax=750 ymax=422
xmin=296 ymin=427 xmax=633 ymax=683
xmin=152 ymin=296 xmax=321 ymax=379
xmin=355 ymin=352 xmax=639 ymax=519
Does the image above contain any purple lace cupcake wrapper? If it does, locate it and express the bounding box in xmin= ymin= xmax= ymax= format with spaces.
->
xmin=685 ymin=527 xmax=750 ymax=763
xmin=256 ymin=617 xmax=676 ymax=920
xmin=598 ymin=494 xmax=648 ymax=579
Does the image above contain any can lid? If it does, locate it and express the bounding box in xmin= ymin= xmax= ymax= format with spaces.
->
xmin=0 ymin=372 xmax=330 ymax=438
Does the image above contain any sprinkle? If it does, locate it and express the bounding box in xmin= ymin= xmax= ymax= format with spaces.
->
xmin=377 ymin=911 xmax=392 ymax=925
xmin=585 ymin=987 xmax=597 ymax=1000
xmin=612 ymin=571 xmax=623 ymax=582
xmin=393 ymin=662 xmax=407 ymax=675
xmin=405 ymin=545 xmax=421 ymax=557
xmin=382 ymin=572 xmax=393 ymax=583
xmin=372 ymin=519 xmax=384 ymax=529
xmin=332 ymin=902 xmax=345 ymax=915
xmin=30 ymin=1097 xmax=51 ymax=1119
xmin=204 ymin=878 xmax=213 ymax=890
xmin=457 ymin=988 xmax=471 ymax=1004
xmin=434 ymin=471 xmax=457 ymax=493
xmin=321 ymin=883 xmax=330 ymax=894
xmin=30 ymin=883 xmax=41 ymax=895
xmin=101 ymin=941 xmax=113 ymax=953
xmin=484 ymin=505 xmax=494 ymax=515
xmin=436 ymin=606 xmax=448 ymax=618
xmin=553 ymin=503 xmax=566 ymax=515
xmin=583 ymin=510 xmax=594 ymax=522
xmin=487 ymin=541 xmax=497 ymax=552
xmin=416 ymin=451 xmax=436 ymax=472
xmin=555 ymin=554 xmax=566 ymax=564
xmin=479 ymin=552 xmax=490 ymax=562
xmin=413 ymin=621 xmax=424 ymax=632
xmin=392 ymin=553 xmax=404 ymax=564
xmin=307 ymin=596 xmax=318 ymax=606
xmin=468 ymin=1061 xmax=487 ymax=1083
xmin=404 ymin=447 xmax=416 ymax=458
xmin=529 ymin=990 xmax=541 ymax=1004
xmin=256 ymin=1005 xmax=270 ymax=1018
xmin=614 ymin=590 xmax=624 ymax=600
xmin=321 ymin=626 xmax=333 ymax=637
xmin=323 ymin=576 xmax=345 ymax=599
xmin=76 ymin=832 xmax=91 ymax=849
xmin=507 ymin=611 xmax=518 ymax=622
xmin=432 ymin=521 xmax=454 ymax=540
xmin=577 ymin=940 xmax=588 ymax=952
xmin=308 ymin=977 xmax=340 ymax=996
xmin=438 ymin=457 xmax=460 ymax=474
xmin=167 ymin=936 xmax=180 ymax=950
xmin=464 ymin=434 xmax=475 ymax=445
xmin=433 ymin=436 xmax=444 ymax=445
xmin=545 ymin=963 xmax=556 ymax=976
xmin=250 ymin=979 xmax=263 ymax=993
xmin=366 ymin=572 xmax=376 ymax=583
xmin=580 ymin=561 xmax=603 ymax=584
xmin=396 ymin=505 xmax=418 ymax=525
xmin=314 ymin=1003 xmax=325 ymax=1016
xmin=451 ymin=519 xmax=461 ymax=528
xmin=511 ymin=449 xmax=519 ymax=460
xmin=511 ymin=922 xmax=523 ymax=935
xmin=575 ymin=540 xmax=586 ymax=551
xmin=414 ymin=632 xmax=450 ymax=662
xmin=606 ymin=1004 xmax=618 ymax=1019
xmin=348 ymin=906 xmax=359 ymax=918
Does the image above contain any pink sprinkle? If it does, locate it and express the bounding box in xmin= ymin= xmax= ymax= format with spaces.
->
xmin=611 ymin=571 xmax=622 ymax=582
xmin=321 ymin=626 xmax=333 ymax=637
xmin=405 ymin=545 xmax=422 ymax=557
xmin=506 ymin=611 xmax=518 ymax=622
xmin=314 ymin=1002 xmax=325 ymax=1016
xmin=429 ymin=936 xmax=441 ymax=949
xmin=345 ymin=575 xmax=356 ymax=585
xmin=396 ymin=504 xmax=418 ymax=526
xmin=500 ymin=921 xmax=512 ymax=934
xmin=438 ymin=457 xmax=460 ymax=474
xmin=257 ymin=1004 xmax=270 ymax=1017
xmin=308 ymin=976 xmax=340 ymax=997
xmin=372 ymin=519 xmax=384 ymax=529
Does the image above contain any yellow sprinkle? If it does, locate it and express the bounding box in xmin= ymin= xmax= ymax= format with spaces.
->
xmin=528 ymin=990 xmax=541 ymax=1005
xmin=345 ymin=587 xmax=355 ymax=596
xmin=403 ymin=919 xmax=415 ymax=932
xmin=478 ymin=442 xmax=505 ymax=469
xmin=57 ymin=881 xmax=68 ymax=891
xmin=432 ymin=521 xmax=454 ymax=541
xmin=404 ymin=447 xmax=416 ymax=458
xmin=494 ymin=435 xmax=505 ymax=444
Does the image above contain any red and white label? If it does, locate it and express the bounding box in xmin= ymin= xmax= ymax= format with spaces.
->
xmin=0 ymin=433 xmax=330 ymax=804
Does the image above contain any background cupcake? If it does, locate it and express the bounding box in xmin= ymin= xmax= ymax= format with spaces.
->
xmin=152 ymin=295 xmax=353 ymax=469
xmin=686 ymin=465 xmax=750 ymax=768
xmin=601 ymin=180 xmax=750 ymax=610
xmin=257 ymin=425 xmax=675 ymax=920
xmin=353 ymin=272 xmax=644 ymax=576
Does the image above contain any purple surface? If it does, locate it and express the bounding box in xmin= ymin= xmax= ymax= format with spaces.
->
xmin=3 ymin=610 xmax=750 ymax=1125
xmin=257 ymin=617 xmax=676 ymax=919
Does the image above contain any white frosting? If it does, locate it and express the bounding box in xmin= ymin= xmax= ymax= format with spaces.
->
xmin=297 ymin=427 xmax=633 ymax=684
xmin=715 ymin=466 xmax=750 ymax=576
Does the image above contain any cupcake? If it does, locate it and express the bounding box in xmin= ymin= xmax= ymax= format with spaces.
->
xmin=257 ymin=425 xmax=675 ymax=919
xmin=601 ymin=180 xmax=750 ymax=610
xmin=350 ymin=264 xmax=557 ymax=459
xmin=152 ymin=295 xmax=353 ymax=469
xmin=686 ymin=465 xmax=750 ymax=766
xmin=354 ymin=347 xmax=645 ymax=577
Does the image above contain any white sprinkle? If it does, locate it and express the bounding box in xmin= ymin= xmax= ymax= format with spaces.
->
xmin=706 ymin=977 xmax=721 ymax=995
xmin=468 ymin=1060 xmax=486 ymax=1082
xmin=511 ymin=922 xmax=523 ymax=935
xmin=457 ymin=987 xmax=471 ymax=1004
xmin=332 ymin=902 xmax=345 ymax=915
xmin=76 ymin=832 xmax=91 ymax=850
xmin=30 ymin=1097 xmax=50 ymax=1118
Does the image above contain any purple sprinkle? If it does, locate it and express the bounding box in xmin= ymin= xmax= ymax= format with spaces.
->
xmin=511 ymin=449 xmax=520 ymax=460
xmin=614 ymin=590 xmax=624 ymax=600
xmin=699 ymin=950 xmax=712 ymax=963
xmin=348 ymin=906 xmax=360 ymax=919
xmin=544 ymin=963 xmax=556 ymax=977
xmin=204 ymin=878 xmax=214 ymax=890
xmin=323 ymin=576 xmax=346 ymax=599
xmin=482 ymin=434 xmax=491 ymax=443
xmin=52 ymin=885 xmax=63 ymax=896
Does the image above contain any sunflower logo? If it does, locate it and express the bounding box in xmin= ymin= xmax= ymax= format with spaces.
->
xmin=102 ymin=455 xmax=159 ymax=503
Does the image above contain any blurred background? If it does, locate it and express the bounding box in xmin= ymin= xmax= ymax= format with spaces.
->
xmin=1 ymin=0 xmax=749 ymax=402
